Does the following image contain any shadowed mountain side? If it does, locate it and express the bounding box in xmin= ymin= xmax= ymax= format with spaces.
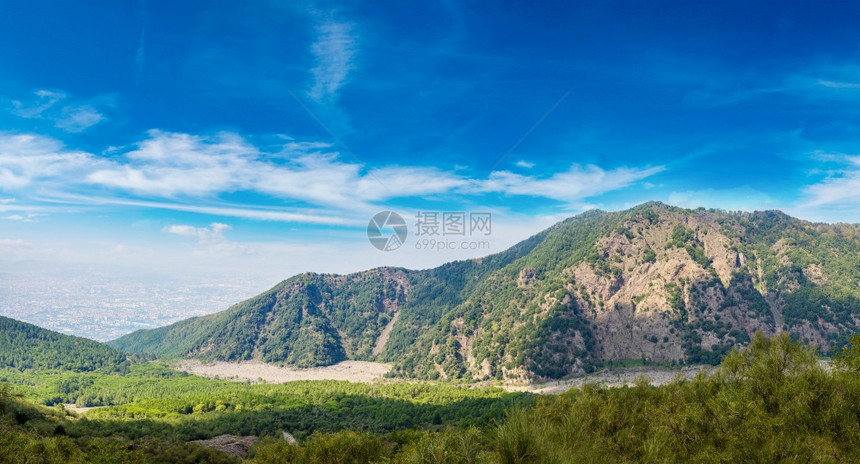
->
xmin=0 ymin=315 xmax=132 ymax=372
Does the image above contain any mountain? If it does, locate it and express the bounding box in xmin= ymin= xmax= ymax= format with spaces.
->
xmin=110 ymin=202 xmax=860 ymax=380
xmin=0 ymin=315 xmax=131 ymax=372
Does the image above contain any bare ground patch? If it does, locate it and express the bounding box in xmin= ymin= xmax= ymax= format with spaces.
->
xmin=175 ymin=360 xmax=392 ymax=384
xmin=373 ymin=311 xmax=399 ymax=355
xmin=61 ymin=404 xmax=106 ymax=414
xmin=174 ymin=359 xmax=716 ymax=395
xmin=501 ymin=365 xmax=713 ymax=395
xmin=192 ymin=435 xmax=258 ymax=458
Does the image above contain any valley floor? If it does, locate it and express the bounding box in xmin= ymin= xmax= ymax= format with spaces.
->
xmin=501 ymin=365 xmax=712 ymax=394
xmin=175 ymin=358 xmax=714 ymax=396
xmin=174 ymin=359 xmax=392 ymax=384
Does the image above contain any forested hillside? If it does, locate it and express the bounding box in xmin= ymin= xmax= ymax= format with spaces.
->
xmin=0 ymin=316 xmax=131 ymax=372
xmin=111 ymin=202 xmax=860 ymax=381
xmin=111 ymin=269 xmax=412 ymax=367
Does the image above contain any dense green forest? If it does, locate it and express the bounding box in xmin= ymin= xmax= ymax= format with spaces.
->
xmin=4 ymin=332 xmax=860 ymax=462
xmin=1 ymin=362 xmax=529 ymax=437
xmin=0 ymin=363 xmax=529 ymax=462
xmin=0 ymin=315 xmax=134 ymax=372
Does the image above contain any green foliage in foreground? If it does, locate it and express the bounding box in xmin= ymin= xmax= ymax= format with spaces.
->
xmin=4 ymin=333 xmax=860 ymax=463
xmin=247 ymin=332 xmax=860 ymax=463
xmin=0 ymin=383 xmax=237 ymax=464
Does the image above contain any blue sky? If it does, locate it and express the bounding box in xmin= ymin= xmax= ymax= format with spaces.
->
xmin=2 ymin=1 xmax=860 ymax=307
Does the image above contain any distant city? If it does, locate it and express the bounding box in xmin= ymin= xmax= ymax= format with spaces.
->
xmin=0 ymin=271 xmax=269 ymax=341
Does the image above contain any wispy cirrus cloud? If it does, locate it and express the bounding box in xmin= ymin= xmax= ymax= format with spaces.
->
xmin=9 ymin=89 xmax=108 ymax=132
xmin=1 ymin=130 xmax=665 ymax=222
xmin=85 ymin=131 xmax=661 ymax=208
xmin=475 ymin=164 xmax=665 ymax=203
xmin=802 ymin=65 xmax=860 ymax=93
xmin=816 ymin=79 xmax=860 ymax=89
xmin=85 ymin=130 xmax=467 ymax=209
xmin=11 ymin=90 xmax=66 ymax=118
xmin=515 ymin=160 xmax=535 ymax=169
xmin=58 ymin=195 xmax=357 ymax=226
xmin=801 ymin=154 xmax=860 ymax=207
xmin=2 ymin=212 xmax=40 ymax=222
xmin=0 ymin=133 xmax=104 ymax=189
xmin=163 ymin=222 xmax=231 ymax=241
xmin=162 ymin=222 xmax=253 ymax=257
xmin=54 ymin=105 xmax=105 ymax=132
xmin=681 ymin=62 xmax=860 ymax=109
xmin=307 ymin=22 xmax=357 ymax=101
xmin=87 ymin=130 xmax=258 ymax=197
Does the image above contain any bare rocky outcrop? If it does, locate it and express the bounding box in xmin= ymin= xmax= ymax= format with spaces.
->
xmin=443 ymin=205 xmax=860 ymax=381
xmin=192 ymin=435 xmax=258 ymax=459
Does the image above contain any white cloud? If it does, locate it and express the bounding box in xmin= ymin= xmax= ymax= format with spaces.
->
xmin=475 ymin=164 xmax=665 ymax=203
xmin=515 ymin=160 xmax=535 ymax=169
xmin=777 ymin=66 xmax=860 ymax=101
xmin=11 ymin=90 xmax=66 ymax=118
xmin=801 ymin=155 xmax=860 ymax=207
xmin=87 ymin=130 xmax=468 ymax=209
xmin=684 ymin=64 xmax=860 ymax=108
xmin=816 ymin=79 xmax=860 ymax=89
xmin=256 ymin=161 xmax=466 ymax=209
xmin=67 ymin=196 xmax=357 ymax=225
xmin=3 ymin=130 xmax=665 ymax=223
xmin=163 ymin=222 xmax=231 ymax=241
xmin=88 ymin=130 xmax=256 ymax=197
xmin=55 ymin=105 xmax=105 ymax=133
xmin=352 ymin=166 xmax=467 ymax=202
xmin=9 ymin=90 xmax=107 ymax=132
xmin=308 ymin=22 xmax=356 ymax=101
xmin=162 ymin=222 xmax=253 ymax=257
xmin=2 ymin=212 xmax=39 ymax=222
xmin=0 ymin=133 xmax=103 ymax=190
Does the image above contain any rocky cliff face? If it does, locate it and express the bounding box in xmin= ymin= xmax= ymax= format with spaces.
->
xmin=391 ymin=203 xmax=860 ymax=381
xmin=112 ymin=202 xmax=860 ymax=381
xmin=569 ymin=208 xmax=775 ymax=365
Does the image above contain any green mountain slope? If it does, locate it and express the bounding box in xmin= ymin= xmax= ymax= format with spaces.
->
xmin=110 ymin=202 xmax=860 ymax=380
xmin=112 ymin=269 xmax=411 ymax=367
xmin=0 ymin=315 xmax=130 ymax=372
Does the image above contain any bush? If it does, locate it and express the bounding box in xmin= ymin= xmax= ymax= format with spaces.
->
xmin=250 ymin=431 xmax=387 ymax=464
